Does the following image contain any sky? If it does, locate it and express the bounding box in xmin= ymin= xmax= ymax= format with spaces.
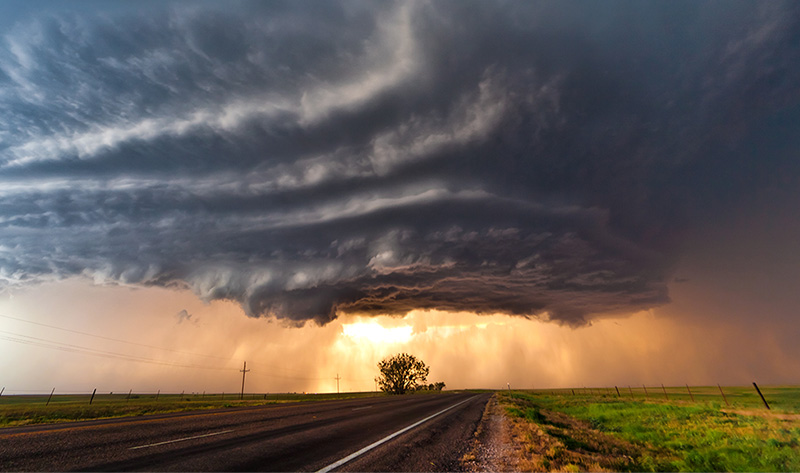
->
xmin=1 ymin=1 xmax=799 ymax=394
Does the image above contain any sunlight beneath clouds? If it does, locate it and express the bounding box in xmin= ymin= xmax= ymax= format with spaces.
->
xmin=1 ymin=281 xmax=799 ymax=394
xmin=341 ymin=322 xmax=413 ymax=344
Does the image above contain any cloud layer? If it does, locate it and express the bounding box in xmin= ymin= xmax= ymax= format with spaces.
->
xmin=1 ymin=1 xmax=799 ymax=325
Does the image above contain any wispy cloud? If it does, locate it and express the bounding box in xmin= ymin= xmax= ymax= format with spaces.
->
xmin=1 ymin=1 xmax=799 ymax=326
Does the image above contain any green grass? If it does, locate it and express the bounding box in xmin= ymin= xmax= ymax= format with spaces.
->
xmin=501 ymin=389 xmax=800 ymax=472
xmin=0 ymin=391 xmax=385 ymax=427
xmin=537 ymin=385 xmax=800 ymax=412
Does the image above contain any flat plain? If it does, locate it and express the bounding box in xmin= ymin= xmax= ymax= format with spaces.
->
xmin=0 ymin=391 xmax=382 ymax=428
xmin=3 ymin=386 xmax=798 ymax=472
xmin=0 ymin=392 xmax=487 ymax=471
xmin=499 ymin=386 xmax=800 ymax=472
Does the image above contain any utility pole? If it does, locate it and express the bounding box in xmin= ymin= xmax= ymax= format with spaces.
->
xmin=240 ymin=361 xmax=250 ymax=400
xmin=335 ymin=373 xmax=341 ymax=395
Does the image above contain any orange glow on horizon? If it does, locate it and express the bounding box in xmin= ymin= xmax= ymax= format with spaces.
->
xmin=1 ymin=279 xmax=799 ymax=395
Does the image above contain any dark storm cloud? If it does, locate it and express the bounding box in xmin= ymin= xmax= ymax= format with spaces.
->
xmin=1 ymin=1 xmax=799 ymax=325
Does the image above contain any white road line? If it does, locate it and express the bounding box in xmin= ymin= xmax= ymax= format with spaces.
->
xmin=351 ymin=406 xmax=373 ymax=411
xmin=128 ymin=430 xmax=234 ymax=450
xmin=316 ymin=396 xmax=475 ymax=473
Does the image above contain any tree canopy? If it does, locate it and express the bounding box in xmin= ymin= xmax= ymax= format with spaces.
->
xmin=376 ymin=353 xmax=430 ymax=395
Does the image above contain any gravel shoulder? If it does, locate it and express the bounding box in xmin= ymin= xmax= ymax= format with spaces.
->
xmin=463 ymin=393 xmax=643 ymax=472
xmin=461 ymin=394 xmax=519 ymax=472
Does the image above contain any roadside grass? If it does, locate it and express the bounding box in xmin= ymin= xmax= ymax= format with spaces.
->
xmin=0 ymin=391 xmax=384 ymax=428
xmin=500 ymin=392 xmax=643 ymax=471
xmin=499 ymin=390 xmax=800 ymax=472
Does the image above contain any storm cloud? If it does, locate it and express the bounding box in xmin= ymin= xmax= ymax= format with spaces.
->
xmin=1 ymin=1 xmax=799 ymax=325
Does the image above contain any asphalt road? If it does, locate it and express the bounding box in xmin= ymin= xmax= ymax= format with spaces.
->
xmin=0 ymin=392 xmax=491 ymax=472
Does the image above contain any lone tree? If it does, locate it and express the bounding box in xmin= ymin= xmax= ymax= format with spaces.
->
xmin=377 ymin=353 xmax=430 ymax=394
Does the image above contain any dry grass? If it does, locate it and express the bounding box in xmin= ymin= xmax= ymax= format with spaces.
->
xmin=0 ymin=391 xmax=384 ymax=427
xmin=500 ymin=390 xmax=800 ymax=472
xmin=463 ymin=393 xmax=639 ymax=472
xmin=501 ymin=393 xmax=640 ymax=472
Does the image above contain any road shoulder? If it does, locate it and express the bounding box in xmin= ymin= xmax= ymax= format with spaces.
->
xmin=461 ymin=394 xmax=519 ymax=472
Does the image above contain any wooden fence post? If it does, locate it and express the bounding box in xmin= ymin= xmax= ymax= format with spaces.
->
xmin=752 ymin=382 xmax=770 ymax=410
xmin=686 ymin=384 xmax=694 ymax=402
xmin=661 ymin=384 xmax=669 ymax=400
xmin=89 ymin=388 xmax=97 ymax=405
xmin=717 ymin=384 xmax=729 ymax=407
xmin=46 ymin=387 xmax=55 ymax=406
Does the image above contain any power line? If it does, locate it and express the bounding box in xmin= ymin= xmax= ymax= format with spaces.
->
xmin=0 ymin=313 xmax=238 ymax=363
xmin=0 ymin=330 xmax=235 ymax=371
xmin=247 ymin=371 xmax=329 ymax=382
xmin=0 ymin=314 xmax=376 ymax=384
xmin=246 ymin=370 xmax=373 ymax=383
xmin=0 ymin=313 xmax=346 ymax=379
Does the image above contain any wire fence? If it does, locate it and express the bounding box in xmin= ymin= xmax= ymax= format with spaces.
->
xmin=0 ymin=387 xmax=383 ymax=407
xmin=520 ymin=382 xmax=800 ymax=412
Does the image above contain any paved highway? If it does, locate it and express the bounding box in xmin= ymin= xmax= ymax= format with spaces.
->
xmin=0 ymin=392 xmax=490 ymax=471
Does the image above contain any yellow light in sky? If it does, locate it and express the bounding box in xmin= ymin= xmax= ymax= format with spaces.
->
xmin=341 ymin=322 xmax=413 ymax=344
xmin=5 ymin=281 xmax=797 ymax=394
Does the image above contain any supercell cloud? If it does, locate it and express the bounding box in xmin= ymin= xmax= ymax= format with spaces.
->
xmin=1 ymin=1 xmax=799 ymax=325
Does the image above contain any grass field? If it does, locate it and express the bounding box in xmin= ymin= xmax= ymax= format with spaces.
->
xmin=499 ymin=387 xmax=800 ymax=472
xmin=535 ymin=385 xmax=800 ymax=412
xmin=0 ymin=391 xmax=384 ymax=428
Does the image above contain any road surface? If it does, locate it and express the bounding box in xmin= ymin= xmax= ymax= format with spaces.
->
xmin=0 ymin=392 xmax=490 ymax=471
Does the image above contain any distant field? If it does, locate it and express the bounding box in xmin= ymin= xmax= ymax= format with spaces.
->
xmin=533 ymin=385 xmax=800 ymax=412
xmin=0 ymin=391 xmax=384 ymax=427
xmin=499 ymin=387 xmax=800 ymax=472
